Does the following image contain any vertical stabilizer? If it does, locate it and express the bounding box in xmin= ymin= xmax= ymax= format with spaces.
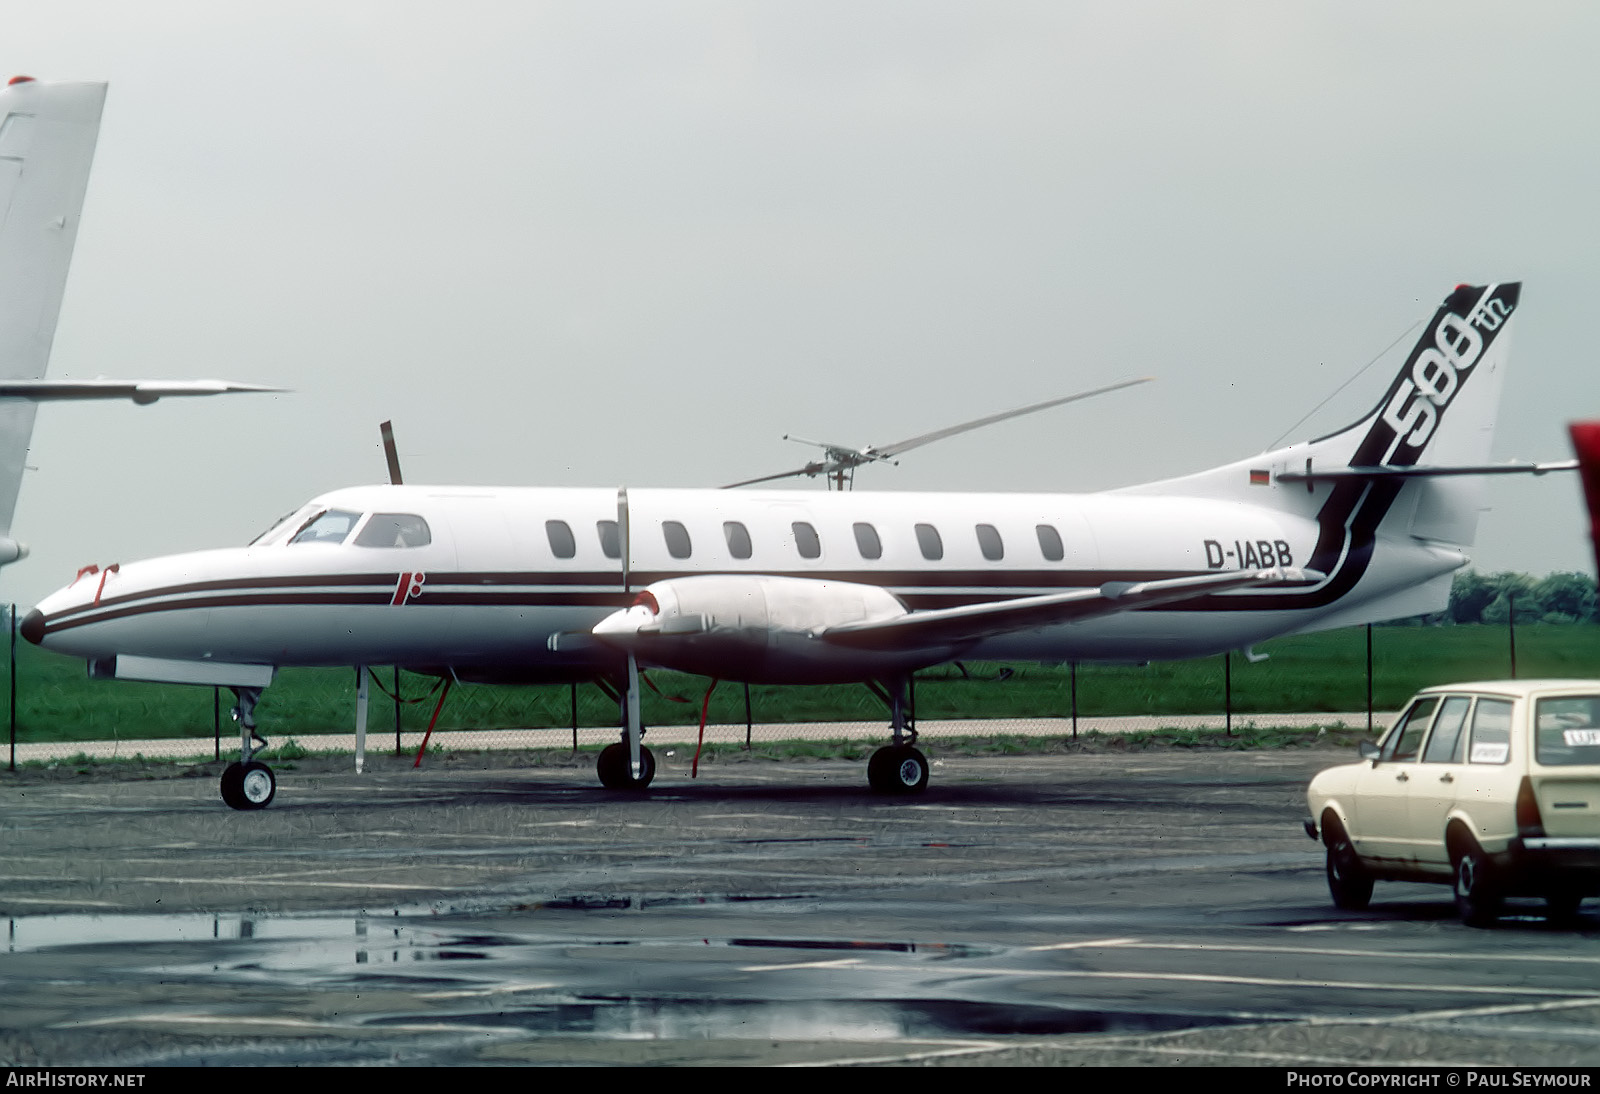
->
xmin=0 ymin=78 xmax=105 ymax=536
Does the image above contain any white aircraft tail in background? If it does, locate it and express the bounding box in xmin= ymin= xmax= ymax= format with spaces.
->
xmin=0 ymin=76 xmax=281 ymax=567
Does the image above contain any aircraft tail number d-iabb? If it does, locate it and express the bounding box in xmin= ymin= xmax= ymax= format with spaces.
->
xmin=24 ymin=282 xmax=1535 ymax=806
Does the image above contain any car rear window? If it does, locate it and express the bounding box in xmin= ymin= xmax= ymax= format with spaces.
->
xmin=1535 ymin=696 xmax=1600 ymax=767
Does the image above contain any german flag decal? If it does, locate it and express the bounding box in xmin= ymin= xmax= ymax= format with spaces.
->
xmin=1249 ymin=469 xmax=1270 ymax=485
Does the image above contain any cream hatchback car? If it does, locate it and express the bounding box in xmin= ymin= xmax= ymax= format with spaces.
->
xmin=1305 ymin=680 xmax=1600 ymax=926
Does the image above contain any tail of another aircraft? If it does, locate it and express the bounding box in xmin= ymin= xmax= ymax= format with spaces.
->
xmin=0 ymin=78 xmax=105 ymax=545
xmin=1118 ymin=282 xmax=1521 ymax=624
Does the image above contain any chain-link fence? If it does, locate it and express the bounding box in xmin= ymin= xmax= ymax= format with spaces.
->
xmin=8 ymin=619 xmax=1596 ymax=765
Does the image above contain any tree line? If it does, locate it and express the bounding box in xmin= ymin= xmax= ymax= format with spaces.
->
xmin=1395 ymin=570 xmax=1600 ymax=626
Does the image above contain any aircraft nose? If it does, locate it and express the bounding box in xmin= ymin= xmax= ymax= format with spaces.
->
xmin=19 ymin=608 xmax=44 ymax=646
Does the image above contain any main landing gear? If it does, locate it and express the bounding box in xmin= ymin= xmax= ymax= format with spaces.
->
xmin=220 ymin=686 xmax=276 ymax=810
xmin=866 ymin=677 xmax=929 ymax=795
xmin=596 ymin=654 xmax=655 ymax=791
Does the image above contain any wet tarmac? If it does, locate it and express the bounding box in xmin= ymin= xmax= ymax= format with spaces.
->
xmin=4 ymin=749 xmax=1600 ymax=1066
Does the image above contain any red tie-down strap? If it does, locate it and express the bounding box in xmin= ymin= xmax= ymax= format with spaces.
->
xmin=72 ymin=563 xmax=120 ymax=604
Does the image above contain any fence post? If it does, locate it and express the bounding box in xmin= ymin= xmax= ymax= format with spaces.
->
xmin=1224 ymin=651 xmax=1232 ymax=737
xmin=1070 ymin=661 xmax=1078 ymax=740
xmin=1365 ymin=624 xmax=1373 ymax=734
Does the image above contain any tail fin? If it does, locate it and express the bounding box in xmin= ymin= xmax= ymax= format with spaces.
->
xmin=0 ymin=78 xmax=105 ymax=539
xmin=1119 ymin=282 xmax=1519 ymax=547
xmin=1116 ymin=283 xmax=1519 ymax=624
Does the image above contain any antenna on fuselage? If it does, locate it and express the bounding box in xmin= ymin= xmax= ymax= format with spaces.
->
xmin=722 ymin=377 xmax=1152 ymax=490
xmin=379 ymin=420 xmax=404 ymax=485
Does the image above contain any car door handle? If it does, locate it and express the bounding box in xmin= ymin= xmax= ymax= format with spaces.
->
xmin=1439 ymin=773 xmax=1453 ymax=783
xmin=1395 ymin=771 xmax=1409 ymax=782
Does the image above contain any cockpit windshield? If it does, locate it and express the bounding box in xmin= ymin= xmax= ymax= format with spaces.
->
xmin=288 ymin=509 xmax=363 ymax=546
xmin=354 ymin=513 xmax=432 ymax=548
xmin=249 ymin=504 xmax=318 ymax=547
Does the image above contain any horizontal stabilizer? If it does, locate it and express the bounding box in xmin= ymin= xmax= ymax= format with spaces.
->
xmin=820 ymin=567 xmax=1322 ymax=651
xmin=0 ymin=379 xmax=284 ymax=404
xmin=1276 ymin=460 xmax=1576 ymax=483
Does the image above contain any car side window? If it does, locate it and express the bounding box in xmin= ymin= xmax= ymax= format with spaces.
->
xmin=1380 ymin=697 xmax=1438 ymax=762
xmin=1421 ymin=696 xmax=1472 ymax=763
xmin=1468 ymin=698 xmax=1514 ymax=764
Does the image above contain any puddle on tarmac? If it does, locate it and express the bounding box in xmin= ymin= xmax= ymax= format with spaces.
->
xmin=5 ymin=910 xmax=1259 ymax=1043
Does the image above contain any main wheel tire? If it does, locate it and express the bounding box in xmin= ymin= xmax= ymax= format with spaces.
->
xmin=596 ymin=743 xmax=655 ymax=790
xmin=1453 ymin=842 xmax=1503 ymax=928
xmin=867 ymin=745 xmax=929 ymax=795
xmin=219 ymin=762 xmax=245 ymax=809
xmin=1325 ymin=834 xmax=1374 ymax=911
xmin=220 ymin=760 xmax=275 ymax=811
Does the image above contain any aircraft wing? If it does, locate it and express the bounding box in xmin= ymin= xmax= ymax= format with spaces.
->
xmin=819 ymin=567 xmax=1321 ymax=651
xmin=0 ymin=379 xmax=283 ymax=404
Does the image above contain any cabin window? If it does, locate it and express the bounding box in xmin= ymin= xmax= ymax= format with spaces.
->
xmin=354 ymin=513 xmax=432 ymax=548
xmin=853 ymin=522 xmax=882 ymax=560
xmin=289 ymin=509 xmax=362 ymax=546
xmin=1036 ymin=524 xmax=1065 ymax=562
xmin=662 ymin=520 xmax=692 ymax=560
xmin=597 ymin=520 xmax=621 ymax=560
xmin=723 ymin=518 xmax=752 ymax=556
xmin=914 ymin=523 xmax=943 ymax=561
xmin=724 ymin=521 xmax=752 ymax=559
xmin=544 ymin=519 xmax=576 ymax=559
xmin=792 ymin=521 xmax=821 ymax=559
xmin=976 ymin=524 xmax=1004 ymax=561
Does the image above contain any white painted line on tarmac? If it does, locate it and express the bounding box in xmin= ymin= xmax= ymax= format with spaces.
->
xmin=740 ymin=957 xmax=865 ymax=972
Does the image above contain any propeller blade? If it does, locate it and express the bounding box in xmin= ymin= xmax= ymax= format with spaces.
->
xmin=379 ymin=420 xmax=404 ymax=485
xmin=871 ymin=376 xmax=1153 ymax=459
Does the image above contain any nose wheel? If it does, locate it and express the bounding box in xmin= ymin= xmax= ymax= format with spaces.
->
xmin=220 ymin=760 xmax=277 ymax=810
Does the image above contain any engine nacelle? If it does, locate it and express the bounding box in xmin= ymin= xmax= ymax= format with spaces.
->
xmin=591 ymin=574 xmax=947 ymax=684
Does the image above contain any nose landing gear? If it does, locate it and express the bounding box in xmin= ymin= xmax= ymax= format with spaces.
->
xmin=220 ymin=686 xmax=276 ymax=811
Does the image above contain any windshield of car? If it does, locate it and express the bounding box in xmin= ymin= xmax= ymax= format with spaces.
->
xmin=288 ymin=509 xmax=363 ymax=546
xmin=1535 ymin=696 xmax=1600 ymax=766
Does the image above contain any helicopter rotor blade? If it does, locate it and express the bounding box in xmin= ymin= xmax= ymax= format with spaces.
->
xmin=869 ymin=377 xmax=1152 ymax=460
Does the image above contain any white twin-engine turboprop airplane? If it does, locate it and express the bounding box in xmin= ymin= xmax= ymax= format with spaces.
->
xmin=25 ymin=282 xmax=1538 ymax=809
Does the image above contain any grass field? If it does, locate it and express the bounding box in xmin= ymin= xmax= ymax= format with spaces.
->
xmin=5 ymin=623 xmax=1598 ymax=746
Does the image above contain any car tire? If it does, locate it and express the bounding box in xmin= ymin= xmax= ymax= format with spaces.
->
xmin=1453 ymin=842 xmax=1503 ymax=928
xmin=1326 ymin=834 xmax=1374 ymax=911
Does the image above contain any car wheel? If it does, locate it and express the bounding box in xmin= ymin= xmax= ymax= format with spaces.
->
xmin=1453 ymin=842 xmax=1503 ymax=928
xmin=1326 ymin=834 xmax=1373 ymax=911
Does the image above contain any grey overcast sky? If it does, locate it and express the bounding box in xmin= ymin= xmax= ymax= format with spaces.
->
xmin=2 ymin=1 xmax=1597 ymax=608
